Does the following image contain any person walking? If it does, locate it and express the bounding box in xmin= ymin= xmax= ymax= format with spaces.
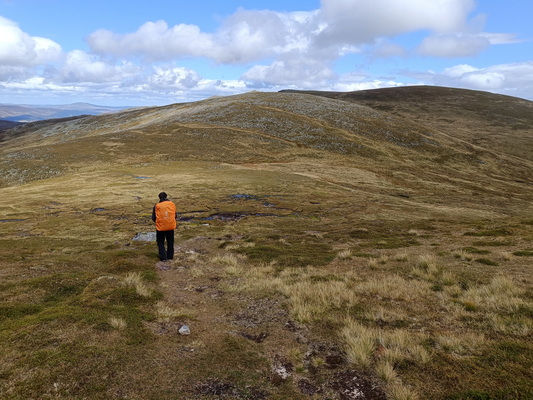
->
xmin=152 ymin=192 xmax=177 ymax=261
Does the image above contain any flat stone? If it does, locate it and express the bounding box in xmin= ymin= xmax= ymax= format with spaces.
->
xmin=132 ymin=232 xmax=157 ymax=241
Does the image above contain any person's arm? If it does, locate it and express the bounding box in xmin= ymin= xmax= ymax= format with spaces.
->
xmin=152 ymin=205 xmax=156 ymax=222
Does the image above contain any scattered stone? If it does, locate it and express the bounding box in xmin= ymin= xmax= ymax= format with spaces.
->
xmin=156 ymin=261 xmax=172 ymax=271
xmin=178 ymin=325 xmax=190 ymax=335
xmin=270 ymin=356 xmax=293 ymax=385
xmin=132 ymin=232 xmax=157 ymax=241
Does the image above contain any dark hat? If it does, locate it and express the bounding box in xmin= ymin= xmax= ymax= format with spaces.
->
xmin=158 ymin=192 xmax=168 ymax=200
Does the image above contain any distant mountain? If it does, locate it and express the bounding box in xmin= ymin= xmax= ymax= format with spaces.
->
xmin=0 ymin=102 xmax=129 ymax=122
xmin=0 ymin=120 xmax=23 ymax=132
xmin=2 ymin=87 xmax=531 ymax=189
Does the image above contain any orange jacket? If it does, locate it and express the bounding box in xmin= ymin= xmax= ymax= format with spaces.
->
xmin=153 ymin=200 xmax=177 ymax=231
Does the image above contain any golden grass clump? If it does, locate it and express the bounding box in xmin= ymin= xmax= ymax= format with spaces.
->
xmin=435 ymin=332 xmax=486 ymax=356
xmin=155 ymin=301 xmax=193 ymax=322
xmin=281 ymin=278 xmax=358 ymax=323
xmin=337 ymin=249 xmax=353 ymax=259
xmin=123 ymin=272 xmax=152 ymax=297
xmin=452 ymin=250 xmax=473 ymax=261
xmin=394 ymin=252 xmax=409 ymax=262
xmin=341 ymin=319 xmax=378 ymax=368
xmin=109 ymin=316 xmax=127 ymax=330
xmin=460 ymin=276 xmax=526 ymax=313
xmin=490 ymin=315 xmax=532 ymax=337
xmin=210 ymin=253 xmax=247 ymax=275
xmin=376 ymin=360 xmax=398 ymax=383
xmin=386 ymin=382 xmax=420 ymax=400
xmin=355 ymin=274 xmax=430 ymax=301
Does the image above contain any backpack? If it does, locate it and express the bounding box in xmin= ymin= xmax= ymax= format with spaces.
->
xmin=155 ymin=201 xmax=177 ymax=231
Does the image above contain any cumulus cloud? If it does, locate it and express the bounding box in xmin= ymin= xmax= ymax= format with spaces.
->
xmin=87 ymin=9 xmax=319 ymax=64
xmin=424 ymin=61 xmax=533 ymax=97
xmin=0 ymin=16 xmax=62 ymax=67
xmin=147 ymin=67 xmax=201 ymax=90
xmin=59 ymin=50 xmax=139 ymax=83
xmin=88 ymin=21 xmax=214 ymax=61
xmin=86 ymin=0 xmax=482 ymax=65
xmin=316 ymin=0 xmax=476 ymax=45
xmin=242 ymin=54 xmax=336 ymax=88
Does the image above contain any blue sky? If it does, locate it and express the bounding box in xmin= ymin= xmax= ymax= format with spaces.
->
xmin=1 ymin=0 xmax=532 ymax=106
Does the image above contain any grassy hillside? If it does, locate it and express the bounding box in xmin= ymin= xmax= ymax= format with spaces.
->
xmin=0 ymin=88 xmax=532 ymax=399
xmin=282 ymin=86 xmax=533 ymax=161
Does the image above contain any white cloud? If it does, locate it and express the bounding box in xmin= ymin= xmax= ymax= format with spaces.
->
xmin=87 ymin=10 xmax=319 ymax=65
xmin=242 ymin=54 xmax=336 ymax=88
xmin=0 ymin=16 xmax=62 ymax=67
xmin=427 ymin=61 xmax=533 ymax=97
xmin=443 ymin=64 xmax=479 ymax=77
xmin=460 ymin=71 xmax=505 ymax=89
xmin=418 ymin=34 xmax=490 ymax=57
xmin=147 ymin=67 xmax=201 ymax=90
xmin=59 ymin=50 xmax=138 ymax=83
xmin=88 ymin=20 xmax=215 ymax=61
xmin=316 ymin=0 xmax=476 ymax=45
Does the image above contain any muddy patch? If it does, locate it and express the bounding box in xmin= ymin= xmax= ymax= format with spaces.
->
xmin=178 ymin=211 xmax=280 ymax=223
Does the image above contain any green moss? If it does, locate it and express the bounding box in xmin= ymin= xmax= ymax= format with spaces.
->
xmin=0 ymin=304 xmax=43 ymax=321
xmin=236 ymin=238 xmax=335 ymax=267
xmin=472 ymin=240 xmax=514 ymax=247
xmin=464 ymin=229 xmax=513 ymax=237
xmin=513 ymin=250 xmax=533 ymax=257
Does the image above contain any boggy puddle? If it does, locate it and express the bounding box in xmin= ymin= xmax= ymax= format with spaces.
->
xmin=178 ymin=211 xmax=292 ymax=223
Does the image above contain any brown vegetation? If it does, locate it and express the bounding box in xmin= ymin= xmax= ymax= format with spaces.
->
xmin=0 ymin=87 xmax=532 ymax=399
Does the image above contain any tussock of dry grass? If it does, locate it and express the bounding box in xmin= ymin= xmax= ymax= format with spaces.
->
xmin=155 ymin=301 xmax=194 ymax=322
xmin=435 ymin=332 xmax=486 ymax=356
xmin=355 ymin=274 xmax=430 ymax=301
xmin=109 ymin=316 xmax=127 ymax=330
xmin=340 ymin=317 xmax=430 ymax=398
xmin=452 ymin=249 xmax=473 ymax=261
xmin=376 ymin=360 xmax=398 ymax=383
xmin=337 ymin=249 xmax=353 ymax=259
xmin=460 ymin=276 xmax=526 ymax=313
xmin=341 ymin=319 xmax=377 ymax=368
xmin=123 ymin=272 xmax=152 ymax=297
xmin=285 ymin=279 xmax=358 ymax=323
xmin=387 ymin=382 xmax=420 ymax=400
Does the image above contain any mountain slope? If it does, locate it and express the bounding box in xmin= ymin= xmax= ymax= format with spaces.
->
xmin=281 ymin=86 xmax=533 ymax=161
xmin=0 ymin=88 xmax=532 ymax=400
xmin=1 ymin=90 xmax=531 ymax=216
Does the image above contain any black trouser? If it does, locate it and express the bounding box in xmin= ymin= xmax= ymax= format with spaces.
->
xmin=156 ymin=230 xmax=174 ymax=261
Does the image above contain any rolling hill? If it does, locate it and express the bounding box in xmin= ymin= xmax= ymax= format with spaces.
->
xmin=0 ymin=87 xmax=531 ymax=399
